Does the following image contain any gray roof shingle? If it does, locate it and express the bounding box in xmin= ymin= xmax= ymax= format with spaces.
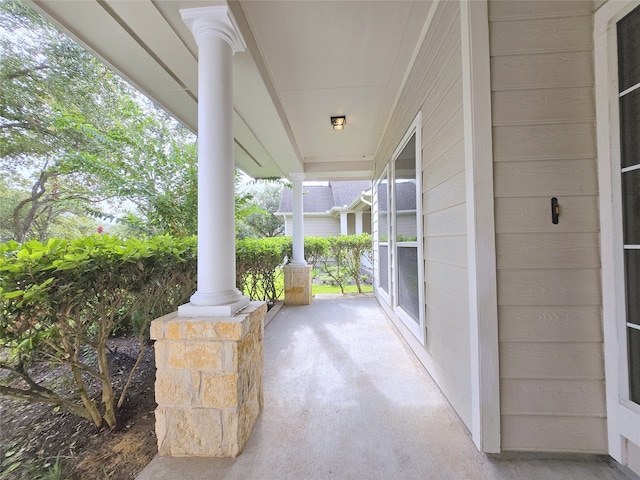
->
xmin=277 ymin=180 xmax=371 ymax=214
xmin=331 ymin=180 xmax=371 ymax=208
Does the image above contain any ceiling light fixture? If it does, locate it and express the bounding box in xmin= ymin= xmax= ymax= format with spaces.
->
xmin=331 ymin=116 xmax=346 ymax=131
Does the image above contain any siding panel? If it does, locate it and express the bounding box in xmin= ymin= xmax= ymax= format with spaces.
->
xmin=492 ymin=123 xmax=596 ymax=162
xmin=499 ymin=305 xmax=603 ymax=343
xmin=491 ymin=51 xmax=594 ymax=91
xmin=490 ymin=16 xmax=593 ymax=56
xmin=490 ymin=0 xmax=604 ymax=453
xmin=424 ymin=235 xmax=468 ymax=268
xmin=304 ymin=217 xmax=341 ymax=237
xmin=375 ymin=1 xmax=471 ymax=429
xmin=499 ymin=342 xmax=604 ymax=379
xmin=500 ymin=379 xmax=606 ymax=416
xmin=494 ymin=196 xmax=600 ymax=234
xmin=494 ymin=159 xmax=598 ymax=198
xmin=423 ymin=171 xmax=466 ymax=215
xmin=496 ymin=232 xmax=600 ymax=269
xmin=501 ymin=416 xmax=607 ymax=453
xmin=489 ymin=1 xmax=594 ymax=21
xmin=424 ymin=203 xmax=467 ymax=238
xmin=422 ymin=139 xmax=465 ymax=190
xmin=423 ymin=107 xmax=464 ymax=166
xmin=497 ymin=268 xmax=601 ymax=306
xmin=424 ymin=260 xmax=468 ymax=300
xmin=492 ymin=88 xmax=595 ymax=126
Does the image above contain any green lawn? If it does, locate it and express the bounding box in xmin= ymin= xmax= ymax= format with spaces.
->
xmin=242 ymin=270 xmax=373 ymax=299
xmin=312 ymin=284 xmax=373 ymax=295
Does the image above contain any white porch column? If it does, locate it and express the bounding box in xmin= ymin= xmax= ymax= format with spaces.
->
xmin=355 ymin=211 xmax=363 ymax=235
xmin=340 ymin=211 xmax=348 ymax=235
xmin=290 ymin=173 xmax=306 ymax=266
xmin=179 ymin=6 xmax=249 ymax=317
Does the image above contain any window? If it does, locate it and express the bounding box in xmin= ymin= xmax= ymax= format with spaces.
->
xmin=618 ymin=5 xmax=640 ymax=405
xmin=394 ymin=135 xmax=420 ymax=324
xmin=374 ymin=113 xmax=424 ymax=343
xmin=377 ymin=173 xmax=390 ymax=296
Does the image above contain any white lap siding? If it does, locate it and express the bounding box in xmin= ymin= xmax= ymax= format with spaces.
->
xmin=489 ymin=0 xmax=606 ymax=453
xmin=375 ymin=1 xmax=472 ymax=429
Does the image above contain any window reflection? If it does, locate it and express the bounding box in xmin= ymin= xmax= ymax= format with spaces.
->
xmin=394 ymin=136 xmax=417 ymax=243
xmin=377 ymin=176 xmax=389 ymax=294
xmin=394 ymin=134 xmax=419 ymax=324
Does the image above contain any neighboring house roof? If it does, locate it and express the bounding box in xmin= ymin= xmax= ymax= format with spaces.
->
xmin=394 ymin=181 xmax=417 ymax=211
xmin=331 ymin=181 xmax=371 ymax=209
xmin=277 ymin=180 xmax=371 ymax=214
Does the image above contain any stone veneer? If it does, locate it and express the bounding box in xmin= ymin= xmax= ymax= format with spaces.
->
xmin=283 ymin=264 xmax=313 ymax=305
xmin=150 ymin=301 xmax=266 ymax=457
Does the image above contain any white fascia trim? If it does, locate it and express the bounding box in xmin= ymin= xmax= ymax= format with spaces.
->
xmin=276 ymin=212 xmax=333 ymax=217
xmin=345 ymin=192 xmax=373 ymax=212
xmin=461 ymin=0 xmax=501 ymax=454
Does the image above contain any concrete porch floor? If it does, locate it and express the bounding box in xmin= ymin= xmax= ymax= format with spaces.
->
xmin=137 ymin=295 xmax=632 ymax=480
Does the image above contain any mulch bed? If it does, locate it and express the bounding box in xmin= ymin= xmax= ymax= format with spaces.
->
xmin=0 ymin=337 xmax=158 ymax=479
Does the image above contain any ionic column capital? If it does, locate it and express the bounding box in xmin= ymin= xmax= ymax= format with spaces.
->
xmin=181 ymin=5 xmax=246 ymax=53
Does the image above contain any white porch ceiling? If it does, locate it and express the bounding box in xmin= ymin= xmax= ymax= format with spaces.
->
xmin=26 ymin=0 xmax=432 ymax=181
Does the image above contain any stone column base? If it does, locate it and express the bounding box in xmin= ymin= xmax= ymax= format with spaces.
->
xmin=283 ymin=264 xmax=313 ymax=305
xmin=150 ymin=301 xmax=266 ymax=457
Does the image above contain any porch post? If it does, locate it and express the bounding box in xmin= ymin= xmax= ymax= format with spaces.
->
xmin=355 ymin=211 xmax=363 ymax=235
xmin=284 ymin=172 xmax=312 ymax=305
xmin=290 ymin=173 xmax=306 ymax=266
xmin=178 ymin=5 xmax=249 ymax=318
xmin=340 ymin=211 xmax=348 ymax=235
xmin=150 ymin=5 xmax=264 ymax=459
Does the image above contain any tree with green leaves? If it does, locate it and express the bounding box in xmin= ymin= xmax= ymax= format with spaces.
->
xmin=1 ymin=0 xmax=128 ymax=240
xmin=0 ymin=0 xmax=205 ymax=240
xmin=237 ymin=181 xmax=284 ymax=239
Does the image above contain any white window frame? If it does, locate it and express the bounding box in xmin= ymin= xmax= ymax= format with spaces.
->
xmin=595 ymin=0 xmax=640 ymax=463
xmin=391 ymin=112 xmax=425 ymax=345
xmin=374 ymin=166 xmax=392 ymax=306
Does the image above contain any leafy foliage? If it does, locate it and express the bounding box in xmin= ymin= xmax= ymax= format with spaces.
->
xmin=0 ymin=232 xmax=371 ymax=427
xmin=0 ymin=1 xmax=260 ymax=241
xmin=314 ymin=234 xmax=372 ymax=294
xmin=236 ymin=182 xmax=285 ymax=239
xmin=0 ymin=235 xmax=196 ymax=427
xmin=236 ymin=237 xmax=290 ymax=303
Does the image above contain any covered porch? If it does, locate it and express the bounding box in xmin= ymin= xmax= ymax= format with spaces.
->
xmin=22 ymin=0 xmax=640 ymax=474
xmin=137 ymin=295 xmax=628 ymax=480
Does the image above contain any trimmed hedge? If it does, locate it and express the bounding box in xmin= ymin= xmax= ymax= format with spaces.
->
xmin=0 ymin=233 xmax=371 ymax=426
xmin=0 ymin=235 xmax=197 ymax=427
xmin=236 ymin=236 xmax=290 ymax=303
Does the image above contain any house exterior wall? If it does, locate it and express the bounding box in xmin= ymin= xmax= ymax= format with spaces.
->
xmin=374 ymin=1 xmax=472 ymax=429
xmin=363 ymin=212 xmax=372 ymax=234
xmin=285 ymin=216 xmax=341 ymax=238
xmin=489 ymin=0 xmax=606 ymax=453
xmin=347 ymin=214 xmax=355 ymax=234
xmin=284 ymin=214 xmax=371 ymax=237
xmin=349 ymin=212 xmax=371 ymax=234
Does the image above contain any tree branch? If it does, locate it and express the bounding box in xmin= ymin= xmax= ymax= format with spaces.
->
xmin=3 ymin=64 xmax=49 ymax=81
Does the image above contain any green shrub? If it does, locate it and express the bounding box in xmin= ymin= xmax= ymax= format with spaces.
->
xmin=236 ymin=236 xmax=290 ymax=303
xmin=0 ymin=234 xmax=196 ymax=427
xmin=0 ymin=232 xmax=372 ymax=428
xmin=341 ymin=234 xmax=372 ymax=293
xmin=303 ymin=237 xmax=329 ymax=269
xmin=316 ymin=234 xmax=372 ymax=293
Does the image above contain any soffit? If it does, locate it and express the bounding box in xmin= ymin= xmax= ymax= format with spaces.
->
xmin=26 ymin=0 xmax=432 ymax=181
